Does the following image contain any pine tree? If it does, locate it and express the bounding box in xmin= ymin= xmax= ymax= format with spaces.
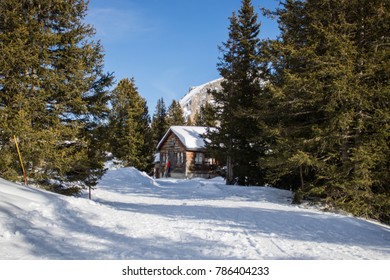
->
xmin=266 ymin=0 xmax=390 ymax=222
xmin=194 ymin=102 xmax=218 ymax=127
xmin=166 ymin=100 xmax=185 ymax=126
xmin=0 ymin=0 xmax=113 ymax=192
xmin=151 ymin=98 xmax=169 ymax=148
xmin=109 ymin=78 xmax=152 ymax=171
xmin=206 ymin=0 xmax=265 ymax=185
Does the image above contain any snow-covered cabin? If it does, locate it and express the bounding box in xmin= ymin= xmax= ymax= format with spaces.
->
xmin=156 ymin=126 xmax=218 ymax=179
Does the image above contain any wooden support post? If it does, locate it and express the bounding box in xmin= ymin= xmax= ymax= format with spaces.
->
xmin=14 ymin=135 xmax=28 ymax=186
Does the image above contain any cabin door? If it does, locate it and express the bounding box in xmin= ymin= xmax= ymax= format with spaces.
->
xmin=168 ymin=151 xmax=175 ymax=168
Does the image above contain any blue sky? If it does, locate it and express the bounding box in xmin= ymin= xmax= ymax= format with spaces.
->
xmin=86 ymin=0 xmax=281 ymax=114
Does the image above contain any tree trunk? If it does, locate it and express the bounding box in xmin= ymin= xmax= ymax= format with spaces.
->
xmin=226 ymin=155 xmax=234 ymax=185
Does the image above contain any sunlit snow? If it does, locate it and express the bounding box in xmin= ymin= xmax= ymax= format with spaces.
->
xmin=0 ymin=165 xmax=389 ymax=260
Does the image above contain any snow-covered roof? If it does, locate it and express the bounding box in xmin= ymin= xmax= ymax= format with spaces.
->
xmin=157 ymin=126 xmax=211 ymax=151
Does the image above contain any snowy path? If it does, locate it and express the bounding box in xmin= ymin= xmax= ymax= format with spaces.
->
xmin=0 ymin=167 xmax=389 ymax=259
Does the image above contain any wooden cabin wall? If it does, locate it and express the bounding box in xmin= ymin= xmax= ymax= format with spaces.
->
xmin=159 ymin=131 xmax=220 ymax=179
xmin=186 ymin=151 xmax=219 ymax=179
xmin=159 ymin=132 xmax=186 ymax=176
xmin=185 ymin=151 xmax=194 ymax=177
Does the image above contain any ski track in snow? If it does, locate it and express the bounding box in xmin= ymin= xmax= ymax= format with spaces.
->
xmin=0 ymin=167 xmax=389 ymax=260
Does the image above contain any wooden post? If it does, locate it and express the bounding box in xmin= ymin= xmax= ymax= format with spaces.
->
xmin=14 ymin=135 xmax=28 ymax=186
xmin=226 ymin=155 xmax=234 ymax=185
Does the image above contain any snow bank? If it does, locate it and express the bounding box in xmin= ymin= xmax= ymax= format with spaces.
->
xmin=99 ymin=166 xmax=159 ymax=192
xmin=0 ymin=168 xmax=389 ymax=260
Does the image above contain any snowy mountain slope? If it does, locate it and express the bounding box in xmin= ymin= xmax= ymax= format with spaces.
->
xmin=0 ymin=167 xmax=389 ymax=260
xmin=179 ymin=78 xmax=223 ymax=122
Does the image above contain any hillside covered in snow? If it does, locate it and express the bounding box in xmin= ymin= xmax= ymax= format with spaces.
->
xmin=179 ymin=78 xmax=222 ymax=122
xmin=0 ymin=165 xmax=389 ymax=260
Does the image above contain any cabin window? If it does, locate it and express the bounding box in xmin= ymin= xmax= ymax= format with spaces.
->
xmin=161 ymin=153 xmax=168 ymax=164
xmin=204 ymin=154 xmax=215 ymax=165
xmin=176 ymin=152 xmax=184 ymax=165
xmin=195 ymin=153 xmax=204 ymax=164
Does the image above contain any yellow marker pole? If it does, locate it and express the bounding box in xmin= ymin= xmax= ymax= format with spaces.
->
xmin=14 ymin=135 xmax=28 ymax=186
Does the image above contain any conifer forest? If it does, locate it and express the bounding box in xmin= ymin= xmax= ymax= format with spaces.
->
xmin=0 ymin=0 xmax=389 ymax=224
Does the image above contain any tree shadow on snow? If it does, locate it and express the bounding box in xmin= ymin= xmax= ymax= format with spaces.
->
xmin=94 ymin=198 xmax=390 ymax=257
xmin=1 ymin=182 xmax=389 ymax=260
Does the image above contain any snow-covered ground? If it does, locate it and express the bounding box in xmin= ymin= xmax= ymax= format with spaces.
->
xmin=0 ymin=165 xmax=389 ymax=260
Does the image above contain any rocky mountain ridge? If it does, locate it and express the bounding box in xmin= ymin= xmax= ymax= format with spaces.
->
xmin=179 ymin=78 xmax=223 ymax=122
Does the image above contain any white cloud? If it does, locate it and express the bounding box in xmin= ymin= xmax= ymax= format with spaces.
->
xmin=86 ymin=7 xmax=158 ymax=42
xmin=151 ymin=67 xmax=187 ymax=100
